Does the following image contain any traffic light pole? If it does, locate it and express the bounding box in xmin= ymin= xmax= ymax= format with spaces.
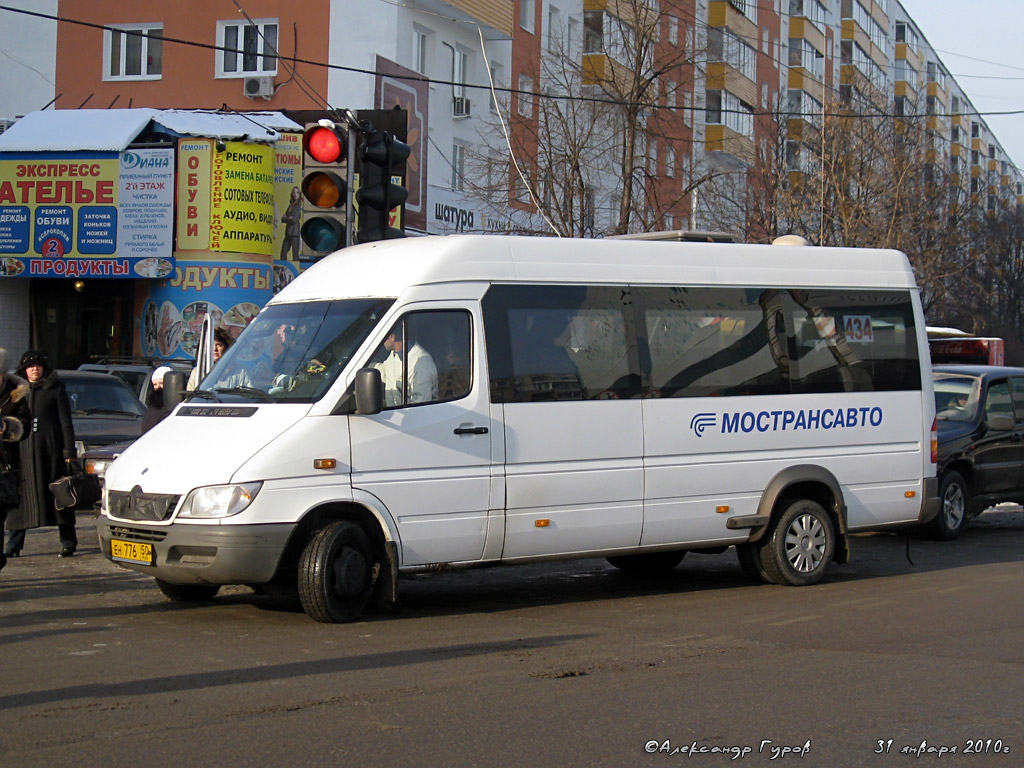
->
xmin=345 ymin=124 xmax=357 ymax=249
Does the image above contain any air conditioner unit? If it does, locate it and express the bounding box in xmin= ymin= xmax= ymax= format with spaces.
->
xmin=0 ymin=119 xmax=12 ymax=135
xmin=452 ymin=96 xmax=471 ymax=118
xmin=243 ymin=76 xmax=275 ymax=100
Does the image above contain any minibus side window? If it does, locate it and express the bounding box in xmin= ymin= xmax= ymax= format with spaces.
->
xmin=482 ymin=285 xmax=639 ymax=402
xmin=640 ymin=287 xmax=788 ymax=397
xmin=365 ymin=310 xmax=472 ymax=409
xmin=788 ymin=290 xmax=920 ymax=393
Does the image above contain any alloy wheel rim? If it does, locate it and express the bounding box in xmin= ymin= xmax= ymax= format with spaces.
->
xmin=784 ymin=513 xmax=826 ymax=573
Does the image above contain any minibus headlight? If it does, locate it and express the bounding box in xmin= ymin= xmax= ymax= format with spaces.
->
xmin=179 ymin=482 xmax=262 ymax=519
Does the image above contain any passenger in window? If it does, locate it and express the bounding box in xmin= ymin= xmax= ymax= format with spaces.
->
xmin=375 ymin=323 xmax=438 ymax=406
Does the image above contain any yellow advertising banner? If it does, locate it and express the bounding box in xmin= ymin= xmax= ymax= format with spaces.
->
xmin=176 ymin=139 xmax=213 ymax=250
xmin=210 ymin=141 xmax=275 ymax=255
xmin=273 ymin=132 xmax=302 ymax=261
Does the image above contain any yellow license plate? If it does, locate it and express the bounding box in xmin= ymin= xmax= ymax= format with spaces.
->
xmin=111 ymin=539 xmax=155 ymax=565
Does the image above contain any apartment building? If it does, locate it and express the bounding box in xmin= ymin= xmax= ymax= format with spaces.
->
xmin=35 ymin=0 xmax=1022 ymax=237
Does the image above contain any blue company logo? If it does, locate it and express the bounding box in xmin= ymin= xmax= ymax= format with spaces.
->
xmin=689 ymin=407 xmax=884 ymax=437
xmin=690 ymin=412 xmax=717 ymax=437
xmin=121 ymin=151 xmax=171 ymax=170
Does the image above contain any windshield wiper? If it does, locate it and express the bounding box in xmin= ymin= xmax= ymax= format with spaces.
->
xmin=81 ymin=408 xmax=139 ymax=416
xmin=184 ymin=389 xmax=222 ymax=402
xmin=214 ymin=386 xmax=272 ymax=402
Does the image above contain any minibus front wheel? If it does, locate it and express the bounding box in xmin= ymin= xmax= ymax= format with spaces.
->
xmin=298 ymin=520 xmax=374 ymax=622
xmin=759 ymin=499 xmax=835 ymax=586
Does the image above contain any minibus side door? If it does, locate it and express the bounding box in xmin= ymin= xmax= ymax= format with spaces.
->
xmin=349 ymin=305 xmax=493 ymax=566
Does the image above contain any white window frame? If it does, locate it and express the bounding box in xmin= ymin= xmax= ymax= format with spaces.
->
xmin=520 ymin=0 xmax=536 ymax=34
xmin=103 ymin=24 xmax=163 ymax=81
xmin=216 ymin=18 xmax=279 ymax=78
xmin=518 ymin=75 xmax=534 ymax=118
xmin=451 ymin=142 xmax=466 ymax=191
xmin=453 ymin=47 xmax=470 ymax=99
xmin=413 ymin=27 xmax=430 ymax=75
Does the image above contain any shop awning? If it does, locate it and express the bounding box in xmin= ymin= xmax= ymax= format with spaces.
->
xmin=0 ymin=108 xmax=303 ymax=152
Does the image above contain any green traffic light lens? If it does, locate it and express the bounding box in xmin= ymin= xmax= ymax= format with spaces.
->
xmin=301 ymin=217 xmax=344 ymax=253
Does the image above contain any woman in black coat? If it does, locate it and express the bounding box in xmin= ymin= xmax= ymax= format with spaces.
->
xmin=0 ymin=347 xmax=31 ymax=572
xmin=4 ymin=349 xmax=79 ymax=558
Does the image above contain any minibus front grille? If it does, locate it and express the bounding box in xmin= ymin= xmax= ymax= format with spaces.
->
xmin=107 ymin=525 xmax=168 ymax=543
xmin=108 ymin=490 xmax=181 ymax=522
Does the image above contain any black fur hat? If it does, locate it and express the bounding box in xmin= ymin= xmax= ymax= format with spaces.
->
xmin=19 ymin=348 xmax=51 ymax=370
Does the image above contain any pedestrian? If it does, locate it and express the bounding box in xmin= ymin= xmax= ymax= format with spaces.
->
xmin=0 ymin=348 xmax=31 ymax=572
xmin=187 ymin=327 xmax=233 ymax=390
xmin=4 ymin=349 xmax=79 ymax=559
xmin=143 ymin=366 xmax=175 ymax=433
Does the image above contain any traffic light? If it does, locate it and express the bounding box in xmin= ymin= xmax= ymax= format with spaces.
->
xmin=356 ymin=129 xmax=410 ymax=243
xmin=299 ymin=123 xmax=348 ymax=257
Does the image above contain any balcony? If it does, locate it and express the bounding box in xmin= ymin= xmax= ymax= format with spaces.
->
xmin=706 ymin=62 xmax=758 ymax=110
xmin=708 ymin=1 xmax=758 ymax=42
xmin=789 ymin=18 xmax=826 ymax=53
xmin=705 ymin=124 xmax=755 ymax=164
xmin=411 ymin=0 xmax=512 ymax=37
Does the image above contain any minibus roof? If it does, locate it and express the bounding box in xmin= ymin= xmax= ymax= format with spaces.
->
xmin=270 ymin=235 xmax=918 ymax=304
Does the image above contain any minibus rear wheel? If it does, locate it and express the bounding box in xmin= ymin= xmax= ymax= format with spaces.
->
xmin=606 ymin=550 xmax=685 ymax=574
xmin=155 ymin=579 xmax=220 ymax=602
xmin=759 ymin=499 xmax=835 ymax=586
xmin=298 ymin=520 xmax=374 ymax=623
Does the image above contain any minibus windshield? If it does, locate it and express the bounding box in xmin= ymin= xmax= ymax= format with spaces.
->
xmin=197 ymin=298 xmax=394 ymax=403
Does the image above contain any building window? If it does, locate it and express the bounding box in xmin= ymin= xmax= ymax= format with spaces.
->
xmin=548 ymin=5 xmax=562 ymax=53
xmin=104 ymin=24 xmax=163 ymax=80
xmin=451 ymin=142 xmax=466 ymax=191
xmin=707 ymin=90 xmax=754 ymax=140
xmin=518 ymin=75 xmax=534 ymax=118
xmin=413 ymin=28 xmax=429 ymax=75
xmin=730 ymin=0 xmax=757 ymax=24
xmin=453 ymin=48 xmax=469 ymax=99
xmin=583 ymin=10 xmax=603 ymax=53
xmin=709 ymin=28 xmax=756 ymax=81
xmin=489 ymin=64 xmax=502 ymax=113
xmin=217 ymin=19 xmax=278 ymax=77
xmin=682 ymin=90 xmax=692 ymax=126
xmin=666 ymin=145 xmax=676 ymax=178
xmin=520 ymin=0 xmax=535 ymax=33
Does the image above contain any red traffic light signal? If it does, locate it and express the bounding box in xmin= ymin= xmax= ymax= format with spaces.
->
xmin=303 ymin=126 xmax=344 ymax=163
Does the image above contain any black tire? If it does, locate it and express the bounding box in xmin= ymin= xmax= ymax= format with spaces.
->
xmin=735 ymin=542 xmax=775 ymax=584
xmin=760 ymin=499 xmax=835 ymax=587
xmin=298 ymin=520 xmax=375 ymax=623
xmin=932 ymin=470 xmax=968 ymax=541
xmin=155 ymin=579 xmax=220 ymax=602
xmin=606 ymin=550 xmax=685 ymax=574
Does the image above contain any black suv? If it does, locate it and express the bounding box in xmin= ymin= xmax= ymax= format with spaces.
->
xmin=932 ymin=364 xmax=1024 ymax=539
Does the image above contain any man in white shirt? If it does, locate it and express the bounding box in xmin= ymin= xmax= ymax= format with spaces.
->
xmin=375 ymin=326 xmax=437 ymax=406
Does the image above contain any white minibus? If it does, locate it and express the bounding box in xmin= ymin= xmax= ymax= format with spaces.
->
xmin=98 ymin=235 xmax=939 ymax=622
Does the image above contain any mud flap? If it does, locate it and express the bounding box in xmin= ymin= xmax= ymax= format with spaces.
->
xmin=374 ymin=539 xmax=399 ymax=607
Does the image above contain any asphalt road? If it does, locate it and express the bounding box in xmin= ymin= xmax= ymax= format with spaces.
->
xmin=1 ymin=508 xmax=1022 ymax=768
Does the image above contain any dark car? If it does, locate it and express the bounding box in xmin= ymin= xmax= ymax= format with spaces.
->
xmin=59 ymin=370 xmax=146 ymax=456
xmin=78 ymin=360 xmax=192 ymax=406
xmin=932 ymin=364 xmax=1024 ymax=539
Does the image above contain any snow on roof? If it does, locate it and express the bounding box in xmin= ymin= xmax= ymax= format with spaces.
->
xmin=0 ymin=108 xmax=303 ymax=153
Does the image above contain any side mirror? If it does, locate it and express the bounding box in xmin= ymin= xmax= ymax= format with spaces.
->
xmin=163 ymin=371 xmax=187 ymax=407
xmin=354 ymin=368 xmax=383 ymax=415
xmin=986 ymin=412 xmax=1015 ymax=432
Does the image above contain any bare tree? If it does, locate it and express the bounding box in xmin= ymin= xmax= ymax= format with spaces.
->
xmin=467 ymin=0 xmax=717 ymax=237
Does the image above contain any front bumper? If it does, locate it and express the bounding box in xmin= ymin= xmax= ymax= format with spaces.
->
xmin=97 ymin=515 xmax=294 ymax=585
